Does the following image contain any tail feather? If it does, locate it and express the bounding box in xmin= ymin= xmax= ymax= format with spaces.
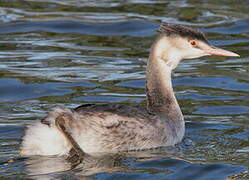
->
xmin=20 ymin=107 xmax=73 ymax=156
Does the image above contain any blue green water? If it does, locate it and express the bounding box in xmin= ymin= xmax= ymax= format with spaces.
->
xmin=0 ymin=0 xmax=248 ymax=179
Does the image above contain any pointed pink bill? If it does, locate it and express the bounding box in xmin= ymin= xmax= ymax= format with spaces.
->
xmin=204 ymin=46 xmax=240 ymax=57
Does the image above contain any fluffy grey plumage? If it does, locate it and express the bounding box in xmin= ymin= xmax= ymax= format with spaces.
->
xmin=158 ymin=23 xmax=208 ymax=43
xmin=21 ymin=22 xmax=239 ymax=160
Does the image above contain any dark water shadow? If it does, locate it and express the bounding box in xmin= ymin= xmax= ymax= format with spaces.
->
xmin=0 ymin=20 xmax=158 ymax=37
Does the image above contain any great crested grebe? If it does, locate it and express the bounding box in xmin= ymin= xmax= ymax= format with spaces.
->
xmin=20 ymin=23 xmax=239 ymax=160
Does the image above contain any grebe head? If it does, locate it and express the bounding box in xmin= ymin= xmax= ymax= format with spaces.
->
xmin=153 ymin=23 xmax=240 ymax=69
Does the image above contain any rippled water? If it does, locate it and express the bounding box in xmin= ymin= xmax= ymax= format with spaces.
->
xmin=0 ymin=0 xmax=249 ymax=179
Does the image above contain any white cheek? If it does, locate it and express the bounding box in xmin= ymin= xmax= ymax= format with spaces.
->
xmin=184 ymin=48 xmax=204 ymax=59
xmin=164 ymin=48 xmax=182 ymax=69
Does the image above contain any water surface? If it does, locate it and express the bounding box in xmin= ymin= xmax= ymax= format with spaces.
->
xmin=0 ymin=0 xmax=249 ymax=179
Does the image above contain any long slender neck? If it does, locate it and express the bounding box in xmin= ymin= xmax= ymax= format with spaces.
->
xmin=146 ymin=36 xmax=183 ymax=122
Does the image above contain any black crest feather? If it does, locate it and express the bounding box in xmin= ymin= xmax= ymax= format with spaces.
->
xmin=158 ymin=23 xmax=208 ymax=44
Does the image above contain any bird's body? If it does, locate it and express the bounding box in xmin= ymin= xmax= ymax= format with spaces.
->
xmin=20 ymin=23 xmax=239 ymax=157
xmin=21 ymin=57 xmax=184 ymax=155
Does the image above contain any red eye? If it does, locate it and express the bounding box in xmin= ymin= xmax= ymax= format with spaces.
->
xmin=190 ymin=41 xmax=196 ymax=46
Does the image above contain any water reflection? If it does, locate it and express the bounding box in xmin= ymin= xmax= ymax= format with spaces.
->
xmin=23 ymin=145 xmax=182 ymax=179
xmin=24 ymin=154 xmax=127 ymax=179
xmin=23 ymin=145 xmax=246 ymax=180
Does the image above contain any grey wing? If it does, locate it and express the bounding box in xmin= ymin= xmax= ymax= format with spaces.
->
xmin=73 ymin=104 xmax=166 ymax=151
xmin=44 ymin=104 xmax=166 ymax=153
